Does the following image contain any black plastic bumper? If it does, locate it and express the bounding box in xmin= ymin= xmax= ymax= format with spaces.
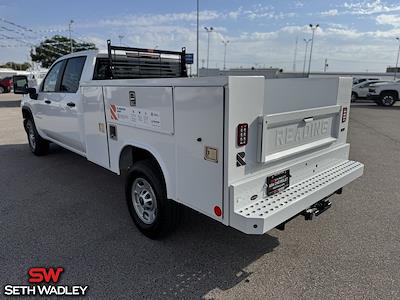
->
xmin=366 ymin=94 xmax=380 ymax=101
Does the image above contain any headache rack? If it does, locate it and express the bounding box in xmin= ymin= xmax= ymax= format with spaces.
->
xmin=97 ymin=40 xmax=187 ymax=80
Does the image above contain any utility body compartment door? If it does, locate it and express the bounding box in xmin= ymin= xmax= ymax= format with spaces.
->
xmin=174 ymin=86 xmax=225 ymax=221
xmin=81 ymin=86 xmax=110 ymax=169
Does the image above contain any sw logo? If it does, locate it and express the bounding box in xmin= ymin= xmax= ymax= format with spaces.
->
xmin=28 ymin=267 xmax=64 ymax=283
xmin=3 ymin=267 xmax=88 ymax=297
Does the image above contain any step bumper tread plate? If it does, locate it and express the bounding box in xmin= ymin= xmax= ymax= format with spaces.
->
xmin=231 ymin=160 xmax=364 ymax=234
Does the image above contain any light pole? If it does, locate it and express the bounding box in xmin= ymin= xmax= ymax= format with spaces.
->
xmin=196 ymin=0 xmax=199 ymax=77
xmin=394 ymin=37 xmax=400 ymax=80
xmin=307 ymin=24 xmax=319 ymax=76
xmin=302 ymin=38 xmax=312 ymax=74
xmin=204 ymin=26 xmax=214 ymax=74
xmin=293 ymin=35 xmax=298 ymax=72
xmin=222 ymin=40 xmax=230 ymax=70
xmin=68 ymin=20 xmax=74 ymax=53
xmin=118 ymin=35 xmax=124 ymax=46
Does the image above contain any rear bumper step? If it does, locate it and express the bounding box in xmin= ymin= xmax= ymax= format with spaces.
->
xmin=230 ymin=160 xmax=364 ymax=234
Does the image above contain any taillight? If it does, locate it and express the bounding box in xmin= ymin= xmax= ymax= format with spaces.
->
xmin=342 ymin=107 xmax=348 ymax=123
xmin=214 ymin=205 xmax=222 ymax=217
xmin=237 ymin=123 xmax=248 ymax=146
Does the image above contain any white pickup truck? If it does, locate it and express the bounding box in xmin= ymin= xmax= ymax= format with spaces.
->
xmin=13 ymin=42 xmax=364 ymax=238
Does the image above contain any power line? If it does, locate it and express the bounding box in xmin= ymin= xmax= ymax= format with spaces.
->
xmin=0 ymin=33 xmax=68 ymax=56
xmin=0 ymin=18 xmax=34 ymax=33
xmin=0 ymin=44 xmax=31 ymax=48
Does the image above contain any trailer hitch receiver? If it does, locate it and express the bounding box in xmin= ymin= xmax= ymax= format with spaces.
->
xmin=301 ymin=198 xmax=332 ymax=220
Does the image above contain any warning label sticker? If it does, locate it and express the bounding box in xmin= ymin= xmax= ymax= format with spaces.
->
xmin=109 ymin=104 xmax=161 ymax=129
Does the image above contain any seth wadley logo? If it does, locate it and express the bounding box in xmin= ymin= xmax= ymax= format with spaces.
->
xmin=3 ymin=267 xmax=88 ymax=297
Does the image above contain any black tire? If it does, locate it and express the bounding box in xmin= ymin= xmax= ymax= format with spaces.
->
xmin=351 ymin=92 xmax=358 ymax=102
xmin=379 ymin=92 xmax=397 ymax=107
xmin=0 ymin=86 xmax=4 ymax=94
xmin=125 ymin=160 xmax=181 ymax=239
xmin=25 ymin=118 xmax=49 ymax=156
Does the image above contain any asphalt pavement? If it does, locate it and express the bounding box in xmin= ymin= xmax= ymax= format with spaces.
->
xmin=0 ymin=94 xmax=399 ymax=299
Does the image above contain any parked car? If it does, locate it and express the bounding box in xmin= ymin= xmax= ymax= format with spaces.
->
xmin=351 ymin=80 xmax=390 ymax=102
xmin=0 ymin=76 xmax=13 ymax=93
xmin=367 ymin=81 xmax=400 ymax=106
xmin=13 ymin=42 xmax=363 ymax=238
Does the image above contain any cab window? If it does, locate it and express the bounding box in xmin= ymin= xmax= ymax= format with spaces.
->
xmin=42 ymin=60 xmax=65 ymax=92
xmin=60 ymin=56 xmax=86 ymax=93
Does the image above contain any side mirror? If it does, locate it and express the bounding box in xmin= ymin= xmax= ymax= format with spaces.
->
xmin=13 ymin=75 xmax=29 ymax=94
xmin=13 ymin=75 xmax=38 ymax=100
xmin=28 ymin=87 xmax=38 ymax=100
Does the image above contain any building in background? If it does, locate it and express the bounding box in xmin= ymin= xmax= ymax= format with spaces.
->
xmin=199 ymin=67 xmax=398 ymax=81
xmin=386 ymin=67 xmax=400 ymax=73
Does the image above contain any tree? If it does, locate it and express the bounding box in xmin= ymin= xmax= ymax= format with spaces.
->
xmin=31 ymin=35 xmax=97 ymax=68
xmin=0 ymin=62 xmax=31 ymax=71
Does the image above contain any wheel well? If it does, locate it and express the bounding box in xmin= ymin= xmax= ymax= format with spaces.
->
xmin=119 ymin=145 xmax=166 ymax=183
xmin=380 ymin=90 xmax=399 ymax=99
xmin=22 ymin=107 xmax=32 ymax=120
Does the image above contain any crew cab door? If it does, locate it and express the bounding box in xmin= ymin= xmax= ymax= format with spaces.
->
xmin=57 ymin=56 xmax=87 ymax=153
xmin=36 ymin=57 xmax=86 ymax=153
xmin=35 ymin=59 xmax=66 ymax=139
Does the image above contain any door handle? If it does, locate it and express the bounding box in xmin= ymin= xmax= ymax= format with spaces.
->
xmin=303 ymin=117 xmax=314 ymax=123
xmin=66 ymin=102 xmax=76 ymax=107
xmin=44 ymin=100 xmax=51 ymax=104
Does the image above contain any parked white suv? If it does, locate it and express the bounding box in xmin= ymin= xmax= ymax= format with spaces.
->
xmin=367 ymin=81 xmax=400 ymax=106
xmin=351 ymin=80 xmax=389 ymax=102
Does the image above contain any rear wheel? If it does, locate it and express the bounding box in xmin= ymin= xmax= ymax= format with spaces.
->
xmin=379 ymin=92 xmax=397 ymax=107
xmin=25 ymin=119 xmax=49 ymax=156
xmin=125 ymin=160 xmax=181 ymax=239
xmin=0 ymin=86 xmax=4 ymax=94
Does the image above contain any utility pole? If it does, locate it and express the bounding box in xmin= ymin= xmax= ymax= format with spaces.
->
xmin=302 ymin=38 xmax=312 ymax=74
xmin=204 ymin=27 xmax=214 ymax=75
xmin=222 ymin=40 xmax=230 ymax=70
xmin=68 ymin=20 xmax=74 ymax=53
xmin=307 ymin=24 xmax=319 ymax=76
xmin=293 ymin=35 xmax=298 ymax=72
xmin=118 ymin=35 xmax=124 ymax=46
xmin=324 ymin=58 xmax=328 ymax=72
xmin=394 ymin=37 xmax=400 ymax=80
xmin=196 ymin=0 xmax=199 ymax=77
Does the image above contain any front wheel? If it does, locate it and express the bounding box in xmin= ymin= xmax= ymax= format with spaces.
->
xmin=25 ymin=119 xmax=49 ymax=156
xmin=125 ymin=160 xmax=181 ymax=239
xmin=379 ymin=92 xmax=397 ymax=107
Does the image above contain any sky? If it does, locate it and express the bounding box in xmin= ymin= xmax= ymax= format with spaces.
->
xmin=1 ymin=0 xmax=400 ymax=72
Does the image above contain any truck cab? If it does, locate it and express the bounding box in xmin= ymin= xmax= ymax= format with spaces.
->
xmin=19 ymin=51 xmax=96 ymax=155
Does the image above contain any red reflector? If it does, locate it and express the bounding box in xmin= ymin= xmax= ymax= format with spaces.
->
xmin=342 ymin=107 xmax=348 ymax=123
xmin=214 ymin=206 xmax=222 ymax=217
xmin=237 ymin=123 xmax=248 ymax=146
